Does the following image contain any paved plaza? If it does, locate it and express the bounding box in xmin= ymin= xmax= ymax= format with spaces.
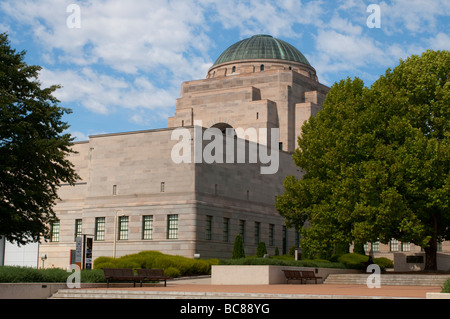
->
xmin=64 ymin=276 xmax=442 ymax=299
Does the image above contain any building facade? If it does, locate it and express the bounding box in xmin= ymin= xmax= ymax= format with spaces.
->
xmin=37 ymin=35 xmax=329 ymax=268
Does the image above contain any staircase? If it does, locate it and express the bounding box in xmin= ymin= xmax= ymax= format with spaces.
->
xmin=324 ymin=274 xmax=450 ymax=286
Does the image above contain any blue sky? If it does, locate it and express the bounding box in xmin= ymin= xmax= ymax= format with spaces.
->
xmin=1 ymin=0 xmax=449 ymax=141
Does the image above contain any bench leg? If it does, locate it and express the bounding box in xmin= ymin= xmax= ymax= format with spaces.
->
xmin=106 ymin=279 xmax=110 ymax=288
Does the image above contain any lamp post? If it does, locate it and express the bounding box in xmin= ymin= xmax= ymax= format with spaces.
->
xmin=113 ymin=209 xmax=124 ymax=258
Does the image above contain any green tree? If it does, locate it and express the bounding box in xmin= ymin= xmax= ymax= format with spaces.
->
xmin=0 ymin=33 xmax=79 ymax=245
xmin=232 ymin=234 xmax=245 ymax=259
xmin=276 ymin=50 xmax=449 ymax=271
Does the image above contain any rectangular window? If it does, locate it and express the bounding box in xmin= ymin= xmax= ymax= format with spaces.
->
xmin=254 ymin=222 xmax=260 ymax=245
xmin=74 ymin=219 xmax=82 ymax=241
xmin=50 ymin=220 xmax=60 ymax=242
xmin=269 ymin=224 xmax=274 ymax=246
xmin=142 ymin=215 xmax=153 ymax=240
xmin=372 ymin=241 xmax=380 ymax=252
xmin=118 ymin=216 xmax=129 ymax=240
xmin=95 ymin=217 xmax=105 ymax=241
xmin=401 ymin=242 xmax=410 ymax=252
xmin=161 ymin=182 xmax=165 ymax=193
xmin=205 ymin=215 xmax=213 ymax=240
xmin=239 ymin=220 xmax=246 ymax=243
xmin=167 ymin=214 xmax=178 ymax=239
xmin=390 ymin=239 xmax=399 ymax=252
xmin=214 ymin=184 xmax=218 ymax=196
xmin=223 ymin=218 xmax=230 ymax=242
xmin=113 ymin=185 xmax=117 ymax=196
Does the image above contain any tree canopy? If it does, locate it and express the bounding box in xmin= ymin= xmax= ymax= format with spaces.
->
xmin=276 ymin=50 xmax=449 ymax=270
xmin=0 ymin=33 xmax=79 ymax=245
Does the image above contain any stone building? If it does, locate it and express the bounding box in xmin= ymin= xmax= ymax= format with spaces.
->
xmin=36 ymin=35 xmax=330 ymax=268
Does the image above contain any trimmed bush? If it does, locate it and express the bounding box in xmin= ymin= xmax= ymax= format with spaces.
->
xmin=442 ymin=279 xmax=450 ymax=293
xmin=92 ymin=251 xmax=218 ymax=277
xmin=232 ymin=234 xmax=245 ymax=259
xmin=373 ymin=257 xmax=393 ymax=270
xmin=164 ymin=267 xmax=181 ymax=278
xmin=0 ymin=266 xmax=105 ymax=283
xmin=256 ymin=242 xmax=267 ymax=257
xmin=338 ymin=253 xmax=393 ymax=270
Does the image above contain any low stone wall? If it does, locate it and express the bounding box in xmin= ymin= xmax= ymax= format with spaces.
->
xmin=211 ymin=265 xmax=360 ymax=285
xmin=394 ymin=253 xmax=450 ymax=272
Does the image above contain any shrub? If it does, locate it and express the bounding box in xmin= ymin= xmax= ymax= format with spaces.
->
xmin=338 ymin=253 xmax=368 ymax=269
xmin=256 ymin=242 xmax=267 ymax=257
xmin=274 ymin=247 xmax=279 ymax=256
xmin=232 ymin=234 xmax=245 ymax=259
xmin=92 ymin=251 xmax=217 ymax=277
xmin=164 ymin=267 xmax=181 ymax=278
xmin=337 ymin=253 xmax=393 ymax=270
xmin=373 ymin=257 xmax=393 ymax=270
xmin=442 ymin=279 xmax=450 ymax=293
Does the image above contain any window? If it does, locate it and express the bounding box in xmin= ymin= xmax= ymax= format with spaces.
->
xmin=260 ymin=64 xmax=265 ymax=71
xmin=269 ymin=224 xmax=274 ymax=246
xmin=74 ymin=219 xmax=82 ymax=241
xmin=282 ymin=226 xmax=287 ymax=255
xmin=246 ymin=190 xmax=250 ymax=200
xmin=254 ymin=222 xmax=260 ymax=245
xmin=372 ymin=241 xmax=380 ymax=252
xmin=206 ymin=215 xmax=212 ymax=240
xmin=239 ymin=220 xmax=246 ymax=243
xmin=95 ymin=217 xmax=105 ymax=241
xmin=256 ymin=112 xmax=259 ymax=120
xmin=279 ymin=142 xmax=283 ymax=150
xmin=167 ymin=214 xmax=178 ymax=239
xmin=50 ymin=220 xmax=60 ymax=242
xmin=142 ymin=215 xmax=153 ymax=240
xmin=401 ymin=242 xmax=410 ymax=252
xmin=223 ymin=218 xmax=230 ymax=242
xmin=118 ymin=216 xmax=129 ymax=240
xmin=232 ymin=66 xmax=236 ymax=73
xmin=113 ymin=185 xmax=117 ymax=196
xmin=214 ymin=184 xmax=218 ymax=196
xmin=161 ymin=182 xmax=165 ymax=193
xmin=390 ymin=239 xmax=399 ymax=252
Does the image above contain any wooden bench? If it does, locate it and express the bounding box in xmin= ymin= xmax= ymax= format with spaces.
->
xmin=137 ymin=269 xmax=172 ymax=287
xmin=103 ymin=268 xmax=144 ymax=288
xmin=282 ymin=269 xmax=323 ymax=284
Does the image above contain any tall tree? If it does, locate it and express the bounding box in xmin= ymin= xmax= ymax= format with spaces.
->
xmin=0 ymin=33 xmax=79 ymax=245
xmin=276 ymin=50 xmax=449 ymax=270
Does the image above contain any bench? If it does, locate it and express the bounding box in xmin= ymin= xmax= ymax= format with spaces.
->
xmin=137 ymin=269 xmax=172 ymax=287
xmin=103 ymin=268 xmax=145 ymax=288
xmin=282 ymin=269 xmax=322 ymax=284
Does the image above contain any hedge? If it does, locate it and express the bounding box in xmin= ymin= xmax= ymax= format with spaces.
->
xmin=442 ymin=278 xmax=450 ymax=293
xmin=0 ymin=266 xmax=105 ymax=283
xmin=337 ymin=253 xmax=393 ymax=270
xmin=93 ymin=251 xmax=219 ymax=278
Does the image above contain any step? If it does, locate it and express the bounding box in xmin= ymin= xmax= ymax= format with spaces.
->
xmin=324 ymin=274 xmax=450 ymax=286
xmin=49 ymin=289 xmax=407 ymax=300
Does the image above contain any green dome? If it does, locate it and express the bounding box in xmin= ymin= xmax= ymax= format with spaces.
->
xmin=213 ymin=35 xmax=311 ymax=66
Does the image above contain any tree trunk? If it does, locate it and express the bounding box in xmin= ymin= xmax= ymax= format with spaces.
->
xmin=424 ymin=245 xmax=437 ymax=271
xmin=424 ymin=213 xmax=438 ymax=272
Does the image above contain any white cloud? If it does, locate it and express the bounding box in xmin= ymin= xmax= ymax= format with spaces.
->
xmin=380 ymin=0 xmax=450 ymax=35
xmin=1 ymin=0 xmax=211 ymax=80
xmin=206 ymin=0 xmax=325 ymax=37
xmin=427 ymin=32 xmax=450 ymax=51
xmin=39 ymin=67 xmax=177 ymax=115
